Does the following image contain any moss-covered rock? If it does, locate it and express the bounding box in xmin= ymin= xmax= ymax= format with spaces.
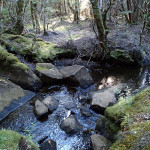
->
xmin=0 ymin=45 xmax=42 ymax=90
xmin=109 ymin=49 xmax=134 ymax=64
xmin=0 ymin=46 xmax=29 ymax=70
xmin=0 ymin=34 xmax=76 ymax=62
xmin=105 ymin=87 xmax=150 ymax=149
xmin=0 ymin=130 xmax=39 ymax=150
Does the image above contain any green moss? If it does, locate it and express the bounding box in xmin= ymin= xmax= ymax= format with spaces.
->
xmin=105 ymin=87 xmax=150 ymax=149
xmin=0 ymin=130 xmax=39 ymax=150
xmin=0 ymin=46 xmax=29 ymax=70
xmin=105 ymin=118 xmax=121 ymax=138
xmin=110 ymin=49 xmax=134 ymax=64
xmin=1 ymin=34 xmax=76 ymax=63
xmin=110 ymin=121 xmax=150 ymax=150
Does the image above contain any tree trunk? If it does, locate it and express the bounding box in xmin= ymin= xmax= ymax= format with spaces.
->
xmin=90 ymin=0 xmax=107 ymax=54
xmin=146 ymin=2 xmax=150 ymax=31
xmin=30 ymin=1 xmax=35 ymax=30
xmin=30 ymin=1 xmax=40 ymax=34
xmin=68 ymin=0 xmax=79 ymax=23
xmin=5 ymin=0 xmax=24 ymax=35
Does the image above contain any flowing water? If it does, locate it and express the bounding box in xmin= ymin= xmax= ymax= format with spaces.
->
xmin=0 ymin=65 xmax=150 ymax=150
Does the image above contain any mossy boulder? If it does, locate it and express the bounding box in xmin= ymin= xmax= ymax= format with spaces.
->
xmin=105 ymin=87 xmax=150 ymax=149
xmin=0 ymin=34 xmax=76 ymax=62
xmin=0 ymin=46 xmax=42 ymax=90
xmin=109 ymin=49 xmax=134 ymax=64
xmin=0 ymin=46 xmax=29 ymax=70
xmin=0 ymin=130 xmax=39 ymax=150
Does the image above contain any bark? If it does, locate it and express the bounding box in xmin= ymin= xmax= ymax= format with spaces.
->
xmin=146 ymin=2 xmax=150 ymax=30
xmin=30 ymin=1 xmax=40 ymax=33
xmin=90 ymin=0 xmax=107 ymax=54
xmin=68 ymin=0 xmax=79 ymax=23
xmin=5 ymin=0 xmax=24 ymax=35
xmin=30 ymin=1 xmax=35 ymax=29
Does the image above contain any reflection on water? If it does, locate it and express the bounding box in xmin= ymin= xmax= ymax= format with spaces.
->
xmin=0 ymin=65 xmax=150 ymax=150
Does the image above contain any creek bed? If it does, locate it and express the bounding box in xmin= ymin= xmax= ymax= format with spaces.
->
xmin=0 ymin=65 xmax=150 ymax=150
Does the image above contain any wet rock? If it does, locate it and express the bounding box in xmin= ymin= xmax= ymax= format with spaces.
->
xmin=0 ymin=45 xmax=42 ymax=91
xmin=95 ymin=115 xmax=105 ymax=133
xmin=80 ymin=106 xmax=92 ymax=117
xmin=91 ymin=134 xmax=109 ymax=150
xmin=11 ymin=70 xmax=42 ymax=91
xmin=38 ymin=136 xmax=48 ymax=144
xmin=43 ymin=96 xmax=59 ymax=113
xmin=62 ymin=101 xmax=77 ymax=109
xmin=90 ymin=84 xmax=126 ymax=114
xmin=60 ymin=65 xmax=93 ymax=88
xmin=35 ymin=63 xmax=63 ymax=84
xmin=60 ymin=115 xmax=83 ymax=134
xmin=0 ymin=67 xmax=42 ymax=91
xmin=40 ymin=139 xmax=57 ymax=150
xmin=35 ymin=100 xmax=48 ymax=118
xmin=0 ymin=77 xmax=35 ymax=121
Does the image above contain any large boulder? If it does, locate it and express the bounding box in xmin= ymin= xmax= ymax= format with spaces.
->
xmin=0 ymin=77 xmax=35 ymax=121
xmin=60 ymin=115 xmax=83 ymax=134
xmin=35 ymin=63 xmax=63 ymax=84
xmin=90 ymin=84 xmax=126 ymax=114
xmin=42 ymin=96 xmax=59 ymax=113
xmin=0 ymin=46 xmax=42 ymax=91
xmin=91 ymin=134 xmax=109 ymax=150
xmin=35 ymin=100 xmax=49 ymax=118
xmin=60 ymin=65 xmax=93 ymax=88
xmin=40 ymin=139 xmax=57 ymax=150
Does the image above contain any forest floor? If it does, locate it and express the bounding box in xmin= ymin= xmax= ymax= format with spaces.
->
xmin=35 ymin=18 xmax=150 ymax=62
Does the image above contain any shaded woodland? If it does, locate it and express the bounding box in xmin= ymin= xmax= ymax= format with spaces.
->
xmin=0 ymin=0 xmax=150 ymax=150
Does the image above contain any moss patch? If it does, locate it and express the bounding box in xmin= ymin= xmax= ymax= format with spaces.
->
xmin=105 ymin=87 xmax=150 ymax=149
xmin=0 ymin=45 xmax=29 ymax=70
xmin=0 ymin=34 xmax=76 ymax=62
xmin=109 ymin=49 xmax=134 ymax=64
xmin=0 ymin=130 xmax=39 ymax=150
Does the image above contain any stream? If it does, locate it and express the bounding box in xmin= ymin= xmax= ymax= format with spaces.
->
xmin=0 ymin=65 xmax=150 ymax=150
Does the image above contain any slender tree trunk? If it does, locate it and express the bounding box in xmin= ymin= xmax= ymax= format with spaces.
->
xmin=5 ymin=0 xmax=24 ymax=35
xmin=30 ymin=1 xmax=35 ymax=30
xmin=90 ymin=0 xmax=107 ymax=54
xmin=30 ymin=1 xmax=40 ymax=33
xmin=68 ymin=0 xmax=79 ymax=23
xmin=126 ymin=0 xmax=132 ymax=23
xmin=146 ymin=2 xmax=150 ymax=30
xmin=43 ymin=4 xmax=48 ymax=36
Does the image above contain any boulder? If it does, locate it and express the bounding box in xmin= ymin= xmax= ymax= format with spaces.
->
xmin=90 ymin=84 xmax=126 ymax=114
xmin=43 ymin=96 xmax=59 ymax=113
xmin=80 ymin=106 xmax=92 ymax=117
xmin=60 ymin=115 xmax=83 ymax=134
xmin=95 ymin=115 xmax=105 ymax=133
xmin=91 ymin=134 xmax=109 ymax=150
xmin=35 ymin=63 xmax=63 ymax=84
xmin=40 ymin=139 xmax=57 ymax=150
xmin=0 ymin=77 xmax=35 ymax=121
xmin=0 ymin=46 xmax=42 ymax=91
xmin=60 ymin=65 xmax=93 ymax=88
xmin=8 ymin=69 xmax=42 ymax=91
xmin=35 ymin=100 xmax=48 ymax=118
